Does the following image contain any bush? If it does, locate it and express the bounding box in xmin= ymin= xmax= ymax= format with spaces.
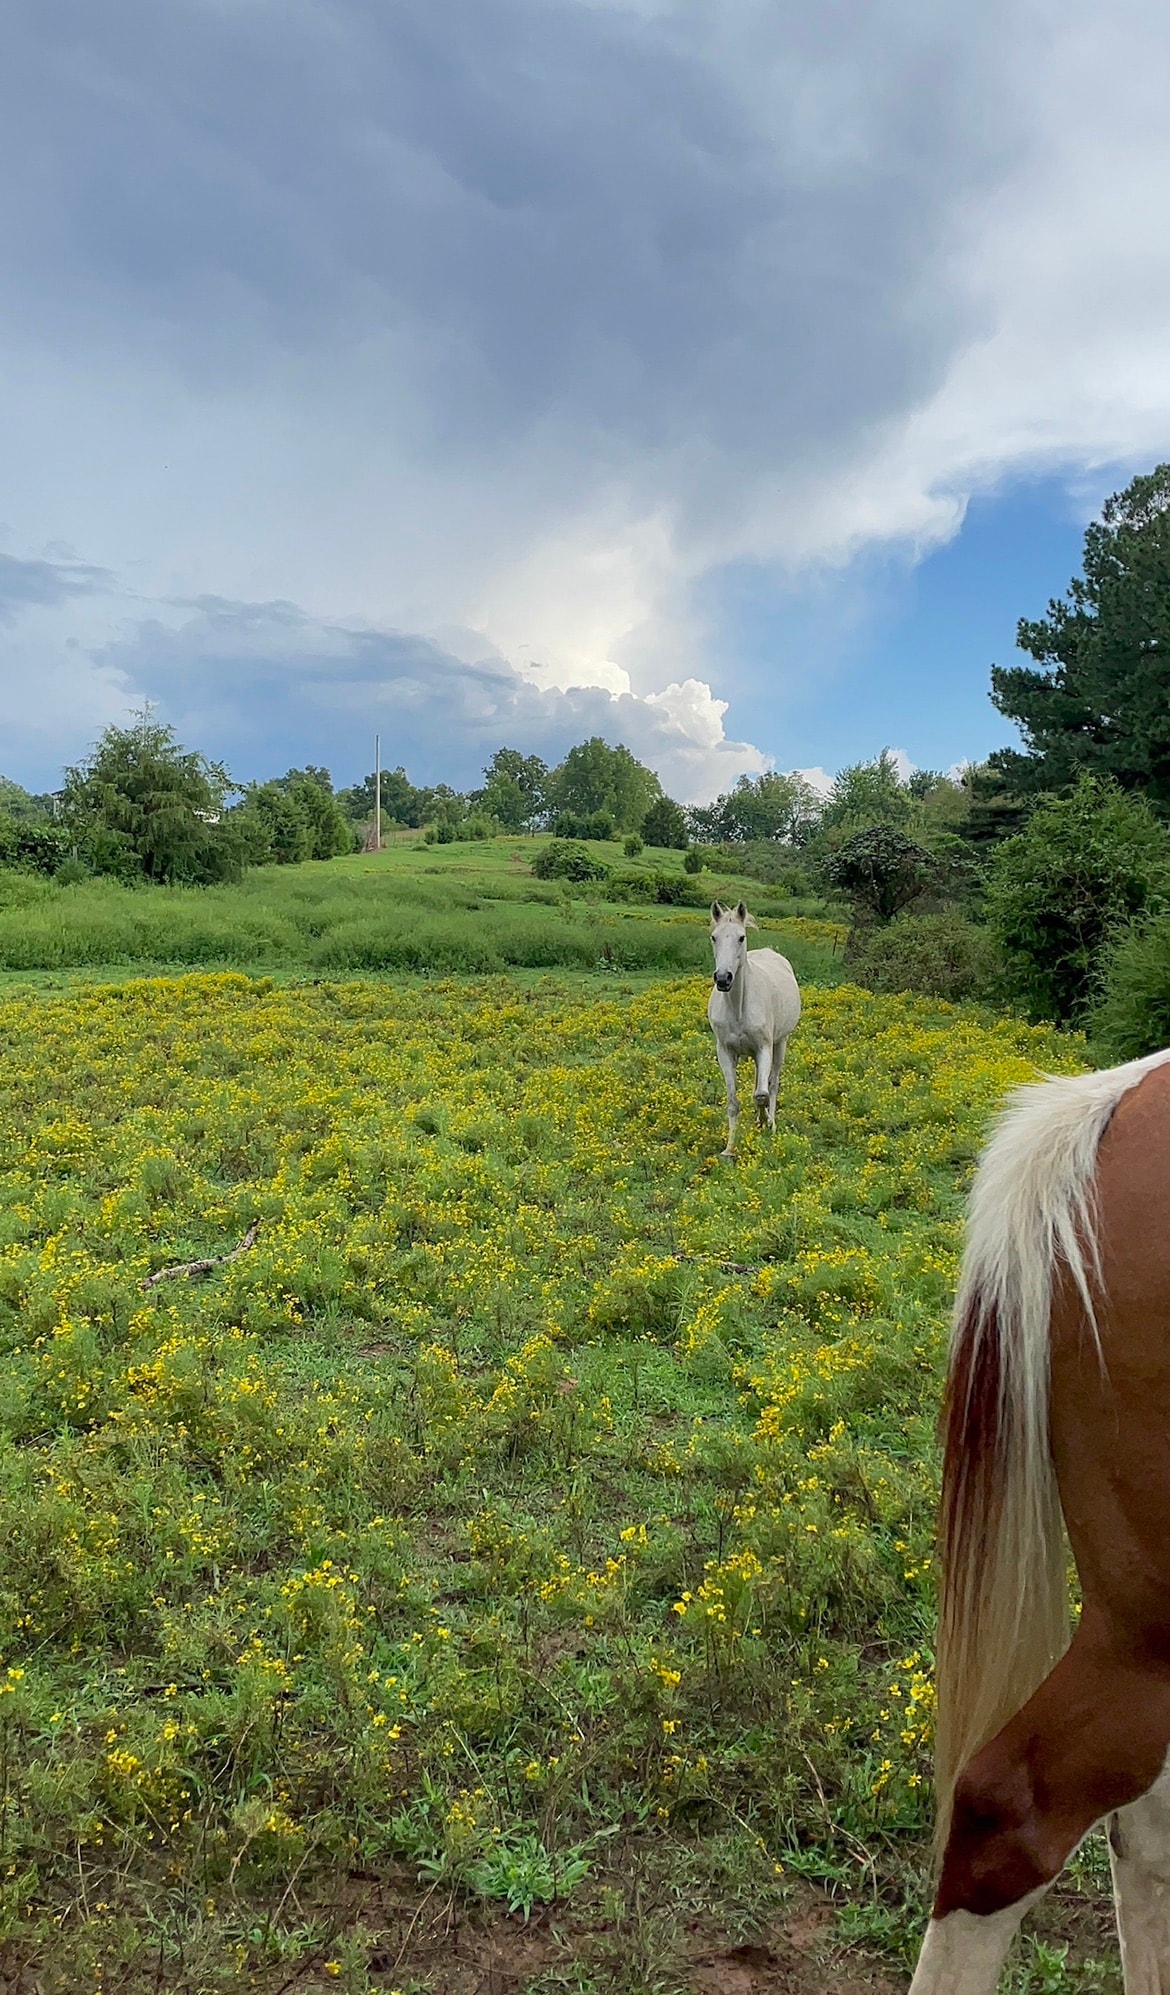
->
xmin=0 ymin=816 xmax=72 ymax=876
xmin=531 ymin=841 xmax=611 ymax=883
xmin=844 ymin=911 xmax=1002 ymax=1003
xmin=827 ymin=826 xmax=938 ymax=924
xmin=602 ymin=869 xmax=705 ymax=906
xmin=708 ymin=843 xmax=813 ymax=893
xmin=683 ymin=847 xmax=702 ymax=875
xmin=52 ymin=858 xmax=90 ymax=886
xmin=1093 ymin=917 xmax=1170 ymax=1060
xmin=550 ymin=810 xmax=615 ymax=842
xmin=623 ymin=834 xmax=643 ymax=858
xmin=986 ymin=775 xmax=1170 ymax=1024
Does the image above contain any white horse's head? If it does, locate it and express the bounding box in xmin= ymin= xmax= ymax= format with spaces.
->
xmin=710 ymin=901 xmax=753 ymax=992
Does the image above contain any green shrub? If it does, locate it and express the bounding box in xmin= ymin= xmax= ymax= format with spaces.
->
xmin=603 ymin=870 xmax=704 ymax=906
xmin=708 ymin=843 xmax=813 ymax=893
xmin=549 ymin=810 xmax=615 ymax=842
xmin=1093 ymin=916 xmax=1170 ymax=1060
xmin=622 ymin=834 xmax=643 ymax=858
xmin=531 ymin=841 xmax=611 ymax=883
xmin=986 ymin=775 xmax=1170 ymax=1024
xmin=683 ymin=847 xmax=702 ymax=875
xmin=53 ymin=857 xmax=91 ymax=886
xmin=844 ymin=910 xmax=1002 ymax=1003
xmin=0 ymin=816 xmax=71 ymax=875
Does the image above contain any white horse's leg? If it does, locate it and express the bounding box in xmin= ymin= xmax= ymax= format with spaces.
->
xmin=716 ymin=1041 xmax=740 ymax=1157
xmin=753 ymin=1043 xmax=771 ymax=1126
xmin=766 ymin=1034 xmax=788 ymax=1132
xmin=1110 ymin=1759 xmax=1170 ymax=1992
xmin=909 ymin=1898 xmax=1038 ymax=1994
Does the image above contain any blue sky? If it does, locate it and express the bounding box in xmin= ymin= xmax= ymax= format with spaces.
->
xmin=700 ymin=474 xmax=1100 ymax=783
xmin=3 ymin=2 xmax=1170 ymax=801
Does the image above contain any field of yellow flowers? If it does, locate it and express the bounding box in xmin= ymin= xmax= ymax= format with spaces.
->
xmin=0 ymin=971 xmax=1090 ymax=1991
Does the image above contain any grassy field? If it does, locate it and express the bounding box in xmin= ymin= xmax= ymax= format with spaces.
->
xmin=0 ymin=923 xmax=1121 ymax=1993
xmin=0 ymin=838 xmax=844 ymax=986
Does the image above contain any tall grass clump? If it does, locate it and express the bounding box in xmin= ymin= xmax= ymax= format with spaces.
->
xmin=844 ymin=910 xmax=1002 ymax=1004
xmin=0 ymin=850 xmax=846 ymax=986
xmin=312 ymin=916 xmax=508 ymax=973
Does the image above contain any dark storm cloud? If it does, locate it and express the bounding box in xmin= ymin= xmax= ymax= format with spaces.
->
xmin=0 ymin=550 xmax=110 ymax=620
xmin=0 ymin=0 xmax=1008 ymax=475
xmin=95 ymin=595 xmax=760 ymax=795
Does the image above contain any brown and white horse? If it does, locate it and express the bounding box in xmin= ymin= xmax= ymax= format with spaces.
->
xmin=912 ymin=1047 xmax=1170 ymax=1993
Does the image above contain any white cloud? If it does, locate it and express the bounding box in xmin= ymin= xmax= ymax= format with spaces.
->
xmin=0 ymin=590 xmax=766 ymax=805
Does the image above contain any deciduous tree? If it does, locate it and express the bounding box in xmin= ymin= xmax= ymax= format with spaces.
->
xmin=548 ymin=739 xmax=661 ymax=833
xmin=986 ymin=775 xmax=1170 ymax=1022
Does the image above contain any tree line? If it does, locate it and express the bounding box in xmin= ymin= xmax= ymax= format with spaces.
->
xmin=0 ymin=719 xmax=985 ymax=888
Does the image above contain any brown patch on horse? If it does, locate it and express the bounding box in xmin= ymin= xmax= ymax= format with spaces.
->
xmin=934 ymin=1057 xmax=1170 ymax=1923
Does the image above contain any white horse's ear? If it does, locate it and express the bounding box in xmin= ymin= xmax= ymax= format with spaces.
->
xmin=736 ymin=900 xmax=747 ymax=921
xmin=711 ymin=901 xmax=723 ymax=920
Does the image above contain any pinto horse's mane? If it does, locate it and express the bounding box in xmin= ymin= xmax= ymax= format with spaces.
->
xmin=934 ymin=1046 xmax=1170 ymax=1849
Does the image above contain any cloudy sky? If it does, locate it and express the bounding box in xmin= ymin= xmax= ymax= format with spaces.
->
xmin=3 ymin=0 xmax=1170 ymax=801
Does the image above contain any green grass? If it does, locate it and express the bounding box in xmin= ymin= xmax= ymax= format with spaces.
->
xmin=0 ymin=838 xmax=844 ymax=987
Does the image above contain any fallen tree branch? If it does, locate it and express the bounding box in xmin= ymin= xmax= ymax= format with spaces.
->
xmin=672 ymin=1253 xmax=764 ymax=1276
xmin=141 ymin=1221 xmax=261 ymax=1290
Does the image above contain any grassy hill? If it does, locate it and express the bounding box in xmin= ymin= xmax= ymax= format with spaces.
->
xmin=0 ymin=836 xmax=845 ymax=987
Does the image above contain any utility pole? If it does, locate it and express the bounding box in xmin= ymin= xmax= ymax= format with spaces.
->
xmin=374 ymin=733 xmax=382 ymax=852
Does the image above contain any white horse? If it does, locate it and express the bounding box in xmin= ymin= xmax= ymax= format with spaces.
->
xmin=708 ymin=900 xmax=801 ymax=1158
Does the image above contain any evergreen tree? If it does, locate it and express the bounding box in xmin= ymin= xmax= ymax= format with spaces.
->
xmin=62 ymin=715 xmax=241 ymax=883
xmin=640 ymin=795 xmax=689 ymax=848
xmin=246 ymin=771 xmax=355 ymax=862
xmin=991 ymin=463 xmax=1170 ymax=808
